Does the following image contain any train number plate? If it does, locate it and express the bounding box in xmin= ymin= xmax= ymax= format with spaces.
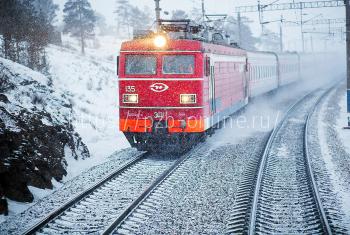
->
xmin=125 ymin=86 xmax=136 ymax=92
xmin=154 ymin=112 xmax=165 ymax=119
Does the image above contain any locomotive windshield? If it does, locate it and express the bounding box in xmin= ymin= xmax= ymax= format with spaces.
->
xmin=163 ymin=55 xmax=195 ymax=74
xmin=125 ymin=55 xmax=156 ymax=75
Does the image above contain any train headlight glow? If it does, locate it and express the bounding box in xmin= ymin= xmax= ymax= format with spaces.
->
xmin=154 ymin=35 xmax=167 ymax=48
xmin=123 ymin=94 xmax=138 ymax=104
xmin=180 ymin=94 xmax=197 ymax=104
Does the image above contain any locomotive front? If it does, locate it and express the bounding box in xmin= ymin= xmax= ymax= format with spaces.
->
xmin=118 ymin=35 xmax=205 ymax=152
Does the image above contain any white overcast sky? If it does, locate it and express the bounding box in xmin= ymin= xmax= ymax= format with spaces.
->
xmin=54 ymin=0 xmax=346 ymax=52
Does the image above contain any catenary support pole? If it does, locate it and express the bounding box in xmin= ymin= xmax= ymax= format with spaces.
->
xmin=202 ymin=0 xmax=206 ymax=23
xmin=300 ymin=4 xmax=305 ymax=52
xmin=280 ymin=15 xmax=283 ymax=52
xmin=154 ymin=0 xmax=161 ymax=31
xmin=238 ymin=12 xmax=242 ymax=47
xmin=346 ymin=0 xmax=350 ymax=122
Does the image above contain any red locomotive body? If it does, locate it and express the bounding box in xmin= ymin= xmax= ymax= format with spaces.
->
xmin=118 ymin=38 xmax=248 ymax=152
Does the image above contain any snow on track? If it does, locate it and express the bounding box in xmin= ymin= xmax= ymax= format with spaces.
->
xmin=113 ymin=135 xmax=269 ymax=234
xmin=251 ymin=91 xmax=326 ymax=234
xmin=313 ymin=83 xmax=350 ymax=231
xmin=227 ymin=84 xmax=344 ymax=235
xmin=0 ymin=148 xmax=141 ymax=234
xmin=34 ymin=155 xmax=177 ymax=234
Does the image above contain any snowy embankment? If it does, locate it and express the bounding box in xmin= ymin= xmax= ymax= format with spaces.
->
xmin=337 ymin=92 xmax=350 ymax=154
xmin=315 ymin=83 xmax=350 ymax=230
xmin=46 ymin=36 xmax=129 ymax=179
xmin=0 ymin=36 xmax=129 ymax=222
xmin=0 ymin=57 xmax=89 ymax=222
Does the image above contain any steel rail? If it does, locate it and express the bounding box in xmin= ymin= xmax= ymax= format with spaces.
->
xmin=22 ymin=152 xmax=149 ymax=235
xmin=248 ymin=84 xmax=336 ymax=235
xmin=102 ymin=151 xmax=190 ymax=234
xmin=304 ymin=87 xmax=336 ymax=234
xmin=248 ymin=90 xmax=314 ymax=235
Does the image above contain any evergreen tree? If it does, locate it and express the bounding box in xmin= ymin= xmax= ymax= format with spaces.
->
xmin=63 ymin=0 xmax=96 ymax=55
xmin=95 ymin=12 xmax=108 ymax=36
xmin=0 ymin=0 xmax=56 ymax=71
xmin=129 ymin=6 xmax=152 ymax=31
xmin=0 ymin=0 xmax=23 ymax=61
xmin=171 ymin=10 xmax=188 ymax=20
xmin=114 ymin=0 xmax=131 ymax=37
xmin=259 ymin=29 xmax=280 ymax=52
xmin=114 ymin=1 xmax=152 ymax=38
xmin=190 ymin=7 xmax=203 ymax=23
xmin=224 ymin=16 xmax=259 ymax=50
xmin=32 ymin=0 xmax=58 ymax=25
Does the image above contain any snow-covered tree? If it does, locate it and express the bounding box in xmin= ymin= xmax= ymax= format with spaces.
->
xmin=129 ymin=6 xmax=152 ymax=31
xmin=95 ymin=12 xmax=108 ymax=35
xmin=63 ymin=0 xmax=96 ymax=55
xmin=190 ymin=7 xmax=203 ymax=23
xmin=0 ymin=0 xmax=57 ymax=71
xmin=224 ymin=16 xmax=259 ymax=50
xmin=114 ymin=0 xmax=131 ymax=36
xmin=32 ymin=0 xmax=59 ymax=25
xmin=114 ymin=1 xmax=152 ymax=38
xmin=258 ymin=28 xmax=280 ymax=52
xmin=171 ymin=10 xmax=189 ymax=20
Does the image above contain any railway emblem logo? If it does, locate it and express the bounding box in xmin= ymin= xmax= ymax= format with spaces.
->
xmin=150 ymin=83 xmax=169 ymax=92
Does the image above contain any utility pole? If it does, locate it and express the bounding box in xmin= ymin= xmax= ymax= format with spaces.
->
xmin=346 ymin=0 xmax=350 ymax=125
xmin=154 ymin=0 xmax=161 ymax=31
xmin=300 ymin=4 xmax=305 ymax=52
xmin=202 ymin=0 xmax=206 ymax=23
xmin=258 ymin=0 xmax=264 ymax=33
xmin=238 ymin=12 xmax=242 ymax=47
xmin=280 ymin=15 xmax=283 ymax=52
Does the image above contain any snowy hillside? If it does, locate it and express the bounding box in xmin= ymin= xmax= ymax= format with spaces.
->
xmin=46 ymin=36 xmax=129 ymax=178
xmin=0 ymin=36 xmax=133 ymax=221
xmin=0 ymin=57 xmax=89 ymax=212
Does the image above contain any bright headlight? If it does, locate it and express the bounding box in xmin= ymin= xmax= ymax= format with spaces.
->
xmin=154 ymin=35 xmax=167 ymax=48
xmin=123 ymin=94 xmax=138 ymax=104
xmin=180 ymin=94 xmax=196 ymax=104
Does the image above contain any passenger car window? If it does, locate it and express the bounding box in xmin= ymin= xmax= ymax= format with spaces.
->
xmin=163 ymin=55 xmax=195 ymax=74
xmin=125 ymin=55 xmax=156 ymax=75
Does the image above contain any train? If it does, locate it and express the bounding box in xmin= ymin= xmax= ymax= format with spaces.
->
xmin=117 ymin=21 xmax=320 ymax=153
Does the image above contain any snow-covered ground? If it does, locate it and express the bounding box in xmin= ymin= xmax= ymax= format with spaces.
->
xmin=316 ymin=84 xmax=350 ymax=229
xmin=0 ymin=57 xmax=86 ymax=223
xmin=1 ymin=33 xmax=349 ymax=231
xmin=0 ymin=148 xmax=142 ymax=233
xmin=0 ymin=36 xmax=130 ymax=221
xmin=47 ymin=36 xmax=130 ymax=179
xmin=0 ymin=75 xmax=324 ymax=228
xmin=337 ymin=92 xmax=350 ymax=154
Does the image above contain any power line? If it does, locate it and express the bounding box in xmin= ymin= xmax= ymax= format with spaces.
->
xmin=283 ymin=18 xmax=346 ymax=26
xmin=235 ymin=0 xmax=345 ymax=52
xmin=235 ymin=0 xmax=345 ymax=13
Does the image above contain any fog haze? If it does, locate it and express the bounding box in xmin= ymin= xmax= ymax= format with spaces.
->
xmin=54 ymin=0 xmax=346 ymax=52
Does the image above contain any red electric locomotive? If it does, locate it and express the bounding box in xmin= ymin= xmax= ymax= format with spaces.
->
xmin=117 ymin=20 xmax=303 ymax=153
xmin=118 ymin=21 xmax=249 ymax=152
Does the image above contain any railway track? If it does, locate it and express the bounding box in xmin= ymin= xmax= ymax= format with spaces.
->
xmin=23 ymin=153 xmax=179 ymax=234
xmin=101 ymin=145 xmax=205 ymax=234
xmin=227 ymin=85 xmax=336 ymax=234
xmin=23 ymin=85 xmax=337 ymax=234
